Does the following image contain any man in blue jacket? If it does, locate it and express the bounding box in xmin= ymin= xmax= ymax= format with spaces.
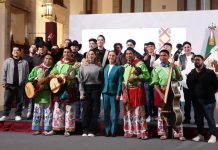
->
xmin=102 ymin=51 xmax=123 ymax=137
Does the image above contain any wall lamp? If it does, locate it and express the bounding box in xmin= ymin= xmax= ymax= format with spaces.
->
xmin=41 ymin=2 xmax=53 ymax=18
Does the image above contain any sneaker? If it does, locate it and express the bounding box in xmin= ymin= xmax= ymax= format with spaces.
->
xmin=124 ymin=133 xmax=129 ymax=138
xmin=26 ymin=112 xmax=32 ymax=120
xmin=146 ymin=116 xmax=151 ymax=122
xmin=160 ymin=135 xmax=168 ymax=140
xmin=82 ymin=133 xmax=88 ymax=137
xmin=64 ymin=131 xmax=70 ymax=137
xmin=141 ymin=135 xmax=148 ymax=140
xmin=32 ymin=131 xmax=40 ymax=135
xmin=44 ymin=130 xmax=55 ymax=136
xmin=208 ymin=135 xmax=216 ymax=143
xmin=0 ymin=116 xmax=9 ymax=121
xmin=15 ymin=116 xmax=22 ymax=121
xmin=88 ymin=133 xmax=95 ymax=137
xmin=179 ymin=136 xmax=186 ymax=141
xmin=192 ymin=134 xmax=204 ymax=142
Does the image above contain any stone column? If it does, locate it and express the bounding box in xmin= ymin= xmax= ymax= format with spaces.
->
xmin=0 ymin=0 xmax=10 ymax=111
xmin=69 ymin=0 xmax=85 ymax=14
xmin=97 ymin=0 xmax=113 ymax=13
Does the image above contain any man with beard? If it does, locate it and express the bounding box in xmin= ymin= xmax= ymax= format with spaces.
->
xmin=187 ymin=55 xmax=218 ymax=143
xmin=69 ymin=40 xmax=83 ymax=62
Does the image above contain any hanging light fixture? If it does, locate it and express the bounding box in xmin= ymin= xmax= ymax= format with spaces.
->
xmin=41 ymin=2 xmax=53 ymax=18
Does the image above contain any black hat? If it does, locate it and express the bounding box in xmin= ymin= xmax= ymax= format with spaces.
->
xmin=37 ymin=41 xmax=46 ymax=48
xmin=69 ymin=40 xmax=82 ymax=51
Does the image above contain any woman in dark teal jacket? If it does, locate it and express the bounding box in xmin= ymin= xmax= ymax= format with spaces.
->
xmin=102 ymin=51 xmax=123 ymax=137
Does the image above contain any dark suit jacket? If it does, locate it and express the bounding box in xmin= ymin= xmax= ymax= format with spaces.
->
xmin=143 ymin=54 xmax=159 ymax=73
xmin=102 ymin=64 xmax=123 ymax=96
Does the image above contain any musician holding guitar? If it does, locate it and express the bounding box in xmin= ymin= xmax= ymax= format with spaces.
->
xmin=151 ymin=49 xmax=185 ymax=141
xmin=122 ymin=47 xmax=150 ymax=140
xmin=28 ymin=54 xmax=53 ymax=135
xmin=49 ymin=47 xmax=80 ymax=136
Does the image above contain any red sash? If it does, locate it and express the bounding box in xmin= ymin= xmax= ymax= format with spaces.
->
xmin=122 ymin=58 xmax=145 ymax=108
xmin=132 ymin=59 xmax=141 ymax=66
xmin=154 ymin=89 xmax=165 ymax=107
xmin=128 ymin=86 xmax=146 ymax=107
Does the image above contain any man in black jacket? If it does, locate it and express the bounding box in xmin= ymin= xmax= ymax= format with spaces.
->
xmin=187 ymin=55 xmax=218 ymax=143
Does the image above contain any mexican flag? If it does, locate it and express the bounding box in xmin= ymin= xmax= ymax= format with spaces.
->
xmin=205 ymin=27 xmax=216 ymax=57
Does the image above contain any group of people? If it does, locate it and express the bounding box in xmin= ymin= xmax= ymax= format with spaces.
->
xmin=0 ymin=34 xmax=217 ymax=143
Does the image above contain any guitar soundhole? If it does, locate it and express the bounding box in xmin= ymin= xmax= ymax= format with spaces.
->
xmin=58 ymin=78 xmax=63 ymax=83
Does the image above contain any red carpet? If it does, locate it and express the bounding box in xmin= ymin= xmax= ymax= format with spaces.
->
xmin=0 ymin=121 xmax=32 ymax=132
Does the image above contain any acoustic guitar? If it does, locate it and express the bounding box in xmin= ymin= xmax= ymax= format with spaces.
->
xmin=50 ymin=66 xmax=75 ymax=94
xmin=25 ymin=69 xmax=51 ymax=99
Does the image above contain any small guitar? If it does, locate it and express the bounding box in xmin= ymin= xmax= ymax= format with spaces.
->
xmin=50 ymin=66 xmax=76 ymax=93
xmin=25 ymin=69 xmax=51 ymax=99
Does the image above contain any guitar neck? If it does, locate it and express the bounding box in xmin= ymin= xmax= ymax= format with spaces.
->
xmin=164 ymin=67 xmax=173 ymax=104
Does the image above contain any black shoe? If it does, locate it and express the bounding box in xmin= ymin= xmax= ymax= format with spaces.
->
xmin=111 ymin=134 xmax=116 ymax=137
xmin=183 ymin=119 xmax=190 ymax=124
xmin=105 ymin=133 xmax=110 ymax=137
